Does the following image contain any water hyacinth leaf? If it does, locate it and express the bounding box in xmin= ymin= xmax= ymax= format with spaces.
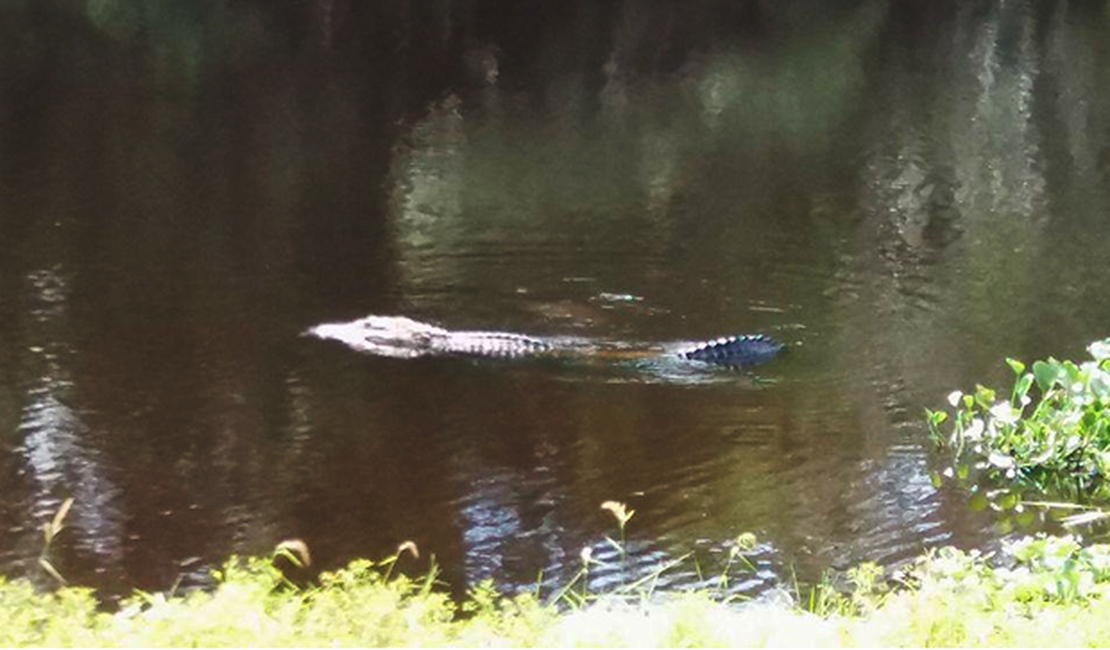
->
xmin=1088 ymin=372 xmax=1110 ymax=400
xmin=1033 ymin=360 xmax=1063 ymax=392
xmin=1013 ymin=373 xmax=1034 ymax=404
xmin=1007 ymin=358 xmax=1026 ymax=375
xmin=974 ymin=385 xmax=997 ymax=408
xmin=1063 ymin=360 xmax=1084 ymax=386
xmin=1089 ymin=339 xmax=1110 ymax=362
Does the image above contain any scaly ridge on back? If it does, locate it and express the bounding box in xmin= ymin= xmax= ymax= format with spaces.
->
xmin=438 ymin=330 xmax=556 ymax=358
xmin=677 ymin=334 xmax=783 ymax=368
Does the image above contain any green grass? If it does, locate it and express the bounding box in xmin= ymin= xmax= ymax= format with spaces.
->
xmin=6 ymin=533 xmax=1110 ymax=646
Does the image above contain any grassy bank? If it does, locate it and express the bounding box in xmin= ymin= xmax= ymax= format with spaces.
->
xmin=6 ymin=534 xmax=1110 ymax=647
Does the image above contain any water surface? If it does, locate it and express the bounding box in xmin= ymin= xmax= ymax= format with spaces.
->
xmin=2 ymin=0 xmax=1110 ymax=599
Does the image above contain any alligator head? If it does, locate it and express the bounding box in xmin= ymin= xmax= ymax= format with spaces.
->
xmin=305 ymin=315 xmax=450 ymax=358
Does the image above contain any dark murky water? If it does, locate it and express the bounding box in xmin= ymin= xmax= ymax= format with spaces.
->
xmin=2 ymin=0 xmax=1110 ymax=599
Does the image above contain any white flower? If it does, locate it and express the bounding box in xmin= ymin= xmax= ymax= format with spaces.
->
xmin=989 ymin=402 xmax=1019 ymax=426
xmin=965 ymin=418 xmax=985 ymax=441
xmin=947 ymin=391 xmax=963 ymax=407
xmin=988 ymin=452 xmax=1016 ymax=469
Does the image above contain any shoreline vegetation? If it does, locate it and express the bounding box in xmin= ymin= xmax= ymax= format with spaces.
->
xmin=7 ymin=533 xmax=1110 ymax=646
xmin=8 ymin=341 xmax=1110 ymax=647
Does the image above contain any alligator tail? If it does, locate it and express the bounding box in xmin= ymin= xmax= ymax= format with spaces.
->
xmin=679 ymin=334 xmax=784 ymax=367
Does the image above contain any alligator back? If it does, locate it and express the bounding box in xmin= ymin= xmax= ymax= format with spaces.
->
xmin=437 ymin=330 xmax=556 ymax=358
xmin=308 ymin=314 xmax=784 ymax=369
xmin=676 ymin=334 xmax=784 ymax=368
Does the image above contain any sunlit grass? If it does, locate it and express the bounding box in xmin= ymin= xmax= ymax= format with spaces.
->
xmin=8 ymin=526 xmax=1110 ymax=646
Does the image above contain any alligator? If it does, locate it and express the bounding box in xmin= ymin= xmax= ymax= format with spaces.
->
xmin=306 ymin=315 xmax=783 ymax=369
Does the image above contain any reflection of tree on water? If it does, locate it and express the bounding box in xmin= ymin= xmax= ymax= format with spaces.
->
xmin=9 ymin=266 xmax=125 ymax=586
xmin=952 ymin=0 xmax=1044 ymax=220
xmin=845 ymin=0 xmax=1054 ymax=372
xmin=1043 ymin=0 xmax=1110 ymax=191
xmin=1035 ymin=1 xmax=1110 ymax=346
xmin=385 ymin=1 xmax=888 ymax=326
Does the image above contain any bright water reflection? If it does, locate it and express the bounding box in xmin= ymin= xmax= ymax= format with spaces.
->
xmin=1 ymin=0 xmax=1110 ymax=599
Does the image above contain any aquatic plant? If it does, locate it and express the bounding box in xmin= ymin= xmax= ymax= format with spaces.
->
xmin=928 ymin=339 xmax=1110 ymax=510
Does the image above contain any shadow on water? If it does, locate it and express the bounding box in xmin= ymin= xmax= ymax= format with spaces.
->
xmin=2 ymin=0 xmax=1110 ymax=600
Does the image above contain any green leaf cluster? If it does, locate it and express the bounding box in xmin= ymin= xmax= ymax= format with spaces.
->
xmin=928 ymin=339 xmax=1110 ymax=503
